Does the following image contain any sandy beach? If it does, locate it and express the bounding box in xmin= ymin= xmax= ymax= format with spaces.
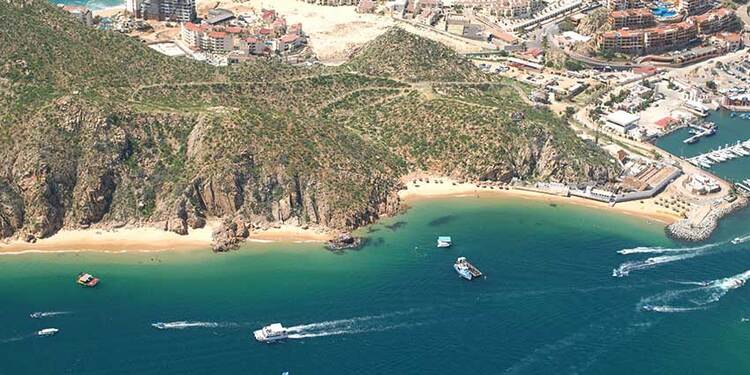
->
xmin=0 ymin=221 xmax=332 ymax=255
xmin=398 ymin=173 xmax=681 ymax=225
xmin=0 ymin=174 xmax=678 ymax=255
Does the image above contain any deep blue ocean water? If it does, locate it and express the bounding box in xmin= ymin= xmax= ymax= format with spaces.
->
xmin=2 ymin=197 xmax=750 ymax=374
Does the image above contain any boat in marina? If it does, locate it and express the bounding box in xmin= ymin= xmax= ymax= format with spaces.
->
xmin=254 ymin=323 xmax=288 ymax=342
xmin=76 ymin=273 xmax=99 ymax=287
xmin=453 ymin=257 xmax=482 ymax=280
xmin=37 ymin=328 xmax=59 ymax=336
xmin=436 ymin=236 xmax=452 ymax=248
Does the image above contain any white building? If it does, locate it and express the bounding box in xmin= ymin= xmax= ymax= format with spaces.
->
xmin=604 ymin=110 xmax=640 ymax=134
xmin=126 ymin=0 xmax=141 ymax=15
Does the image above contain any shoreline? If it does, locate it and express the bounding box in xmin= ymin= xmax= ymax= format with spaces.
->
xmin=398 ymin=174 xmax=681 ymax=226
xmin=0 ymin=221 xmax=331 ymax=255
xmin=0 ymin=175 xmax=681 ymax=255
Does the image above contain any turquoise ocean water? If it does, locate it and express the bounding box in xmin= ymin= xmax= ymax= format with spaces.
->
xmin=2 ymin=196 xmax=750 ymax=374
xmin=52 ymin=0 xmax=123 ymax=10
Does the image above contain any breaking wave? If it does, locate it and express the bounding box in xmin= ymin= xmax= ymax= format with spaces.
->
xmin=637 ymin=269 xmax=750 ymax=312
xmin=151 ymin=321 xmax=239 ymax=330
xmin=30 ymin=311 xmax=71 ymax=319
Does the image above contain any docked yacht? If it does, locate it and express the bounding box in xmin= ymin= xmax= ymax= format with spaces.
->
xmin=254 ymin=323 xmax=288 ymax=342
xmin=436 ymin=236 xmax=452 ymax=248
xmin=37 ymin=328 xmax=59 ymax=336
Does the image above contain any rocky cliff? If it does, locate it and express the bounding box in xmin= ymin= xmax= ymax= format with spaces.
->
xmin=0 ymin=0 xmax=617 ymax=250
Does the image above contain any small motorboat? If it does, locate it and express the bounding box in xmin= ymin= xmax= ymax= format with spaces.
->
xmin=37 ymin=328 xmax=59 ymax=336
xmin=253 ymin=323 xmax=288 ymax=343
xmin=76 ymin=273 xmax=99 ymax=287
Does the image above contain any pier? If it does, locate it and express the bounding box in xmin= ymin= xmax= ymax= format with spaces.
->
xmin=686 ymin=139 xmax=750 ymax=169
xmin=736 ymin=179 xmax=750 ymax=195
xmin=682 ymin=122 xmax=716 ymax=145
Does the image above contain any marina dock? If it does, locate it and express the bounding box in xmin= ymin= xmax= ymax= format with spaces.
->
xmin=682 ymin=122 xmax=716 ymax=145
xmin=686 ymin=139 xmax=750 ymax=169
xmin=736 ymin=179 xmax=750 ymax=195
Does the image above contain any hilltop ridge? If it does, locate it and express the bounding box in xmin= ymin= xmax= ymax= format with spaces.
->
xmin=0 ymin=0 xmax=615 ymax=249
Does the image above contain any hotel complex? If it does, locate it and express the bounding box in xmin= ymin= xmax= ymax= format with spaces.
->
xmin=598 ymin=0 xmax=738 ymax=56
xmin=608 ymin=8 xmax=654 ymax=29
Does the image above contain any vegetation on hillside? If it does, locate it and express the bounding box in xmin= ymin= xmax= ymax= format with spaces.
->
xmin=0 ymin=0 xmax=615 ymax=243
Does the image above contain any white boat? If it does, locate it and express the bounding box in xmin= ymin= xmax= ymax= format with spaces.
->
xmin=37 ymin=328 xmax=59 ymax=336
xmin=253 ymin=323 xmax=288 ymax=342
xmin=436 ymin=236 xmax=452 ymax=248
xmin=453 ymin=257 xmax=482 ymax=280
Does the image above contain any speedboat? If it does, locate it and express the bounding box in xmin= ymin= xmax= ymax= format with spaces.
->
xmin=253 ymin=323 xmax=288 ymax=342
xmin=30 ymin=312 xmax=44 ymax=319
xmin=37 ymin=328 xmax=59 ymax=336
xmin=76 ymin=273 xmax=99 ymax=287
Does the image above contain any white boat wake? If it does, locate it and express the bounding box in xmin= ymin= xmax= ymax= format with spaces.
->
xmin=284 ymin=310 xmax=425 ymax=340
xmin=29 ymin=311 xmax=71 ymax=319
xmin=287 ymin=323 xmax=418 ymax=339
xmin=638 ymin=269 xmax=750 ymax=312
xmin=613 ymin=241 xmax=728 ymax=277
xmin=151 ymin=321 xmax=239 ymax=330
xmin=618 ymin=242 xmax=721 ymax=255
xmin=613 ymin=252 xmax=706 ymax=277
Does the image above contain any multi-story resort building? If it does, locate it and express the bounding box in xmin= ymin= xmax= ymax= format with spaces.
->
xmin=599 ymin=5 xmax=737 ymax=55
xmin=454 ymin=0 xmax=545 ymax=18
xmin=606 ymin=0 xmax=643 ymax=11
xmin=692 ymin=8 xmax=738 ymax=35
xmin=599 ymin=20 xmax=697 ymax=54
xmin=140 ymin=0 xmax=196 ymax=22
xmin=608 ymin=8 xmax=654 ymax=29
xmin=677 ymin=0 xmax=711 ymax=16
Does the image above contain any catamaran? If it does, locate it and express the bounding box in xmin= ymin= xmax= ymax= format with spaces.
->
xmin=254 ymin=323 xmax=288 ymax=342
xmin=436 ymin=236 xmax=452 ymax=248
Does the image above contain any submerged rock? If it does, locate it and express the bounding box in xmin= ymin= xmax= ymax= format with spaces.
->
xmin=326 ymin=233 xmax=363 ymax=251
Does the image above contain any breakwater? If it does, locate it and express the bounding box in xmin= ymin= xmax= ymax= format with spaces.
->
xmin=666 ymin=195 xmax=748 ymax=241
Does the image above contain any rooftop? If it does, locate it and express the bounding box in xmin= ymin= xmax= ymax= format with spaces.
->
xmin=606 ymin=110 xmax=640 ymax=126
